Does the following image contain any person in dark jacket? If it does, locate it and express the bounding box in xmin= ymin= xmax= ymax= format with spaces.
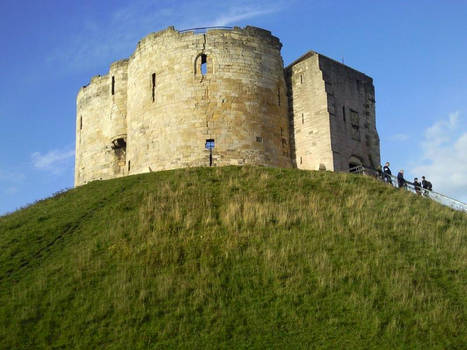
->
xmin=422 ymin=176 xmax=431 ymax=196
xmin=383 ymin=162 xmax=392 ymax=184
xmin=421 ymin=176 xmax=428 ymax=189
xmin=413 ymin=177 xmax=422 ymax=195
xmin=397 ymin=170 xmax=406 ymax=188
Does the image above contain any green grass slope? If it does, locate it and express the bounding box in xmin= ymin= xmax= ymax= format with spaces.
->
xmin=0 ymin=166 xmax=466 ymax=349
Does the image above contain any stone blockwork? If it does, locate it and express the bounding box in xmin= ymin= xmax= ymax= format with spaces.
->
xmin=75 ymin=26 xmax=291 ymax=186
xmin=286 ymin=51 xmax=380 ymax=171
xmin=75 ymin=26 xmax=380 ymax=186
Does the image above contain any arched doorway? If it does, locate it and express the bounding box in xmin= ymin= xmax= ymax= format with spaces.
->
xmin=348 ymin=155 xmax=363 ymax=172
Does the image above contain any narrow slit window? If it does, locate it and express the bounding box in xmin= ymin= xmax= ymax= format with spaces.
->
xmin=300 ymin=74 xmax=303 ymax=84
xmin=301 ymin=113 xmax=304 ymax=124
xmin=342 ymin=106 xmax=346 ymax=122
xmin=80 ymin=116 xmax=82 ymax=130
xmin=111 ymin=76 xmax=115 ymax=95
xmin=277 ymin=87 xmax=281 ymax=106
xmin=128 ymin=160 xmax=131 ymax=172
xmin=151 ymin=73 xmax=156 ymax=102
xmin=300 ymin=156 xmax=303 ymax=165
xmin=280 ymin=127 xmax=283 ymax=137
xmin=201 ymin=54 xmax=207 ymax=75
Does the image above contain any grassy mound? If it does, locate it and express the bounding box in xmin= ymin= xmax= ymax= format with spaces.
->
xmin=0 ymin=166 xmax=465 ymax=349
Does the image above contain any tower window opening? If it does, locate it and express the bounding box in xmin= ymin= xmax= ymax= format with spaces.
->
xmin=342 ymin=106 xmax=346 ymax=122
xmin=151 ymin=73 xmax=156 ymax=102
xmin=301 ymin=113 xmax=304 ymax=124
xmin=128 ymin=160 xmax=131 ymax=172
xmin=111 ymin=76 xmax=115 ymax=95
xmin=80 ymin=116 xmax=82 ymax=130
xmin=256 ymin=136 xmax=263 ymax=143
xmin=201 ymin=54 xmax=207 ymax=75
xmin=111 ymin=137 xmax=126 ymax=149
xmin=277 ymin=87 xmax=281 ymax=106
xmin=300 ymin=74 xmax=303 ymax=84
xmin=280 ymin=127 xmax=283 ymax=137
xmin=300 ymin=156 xmax=303 ymax=165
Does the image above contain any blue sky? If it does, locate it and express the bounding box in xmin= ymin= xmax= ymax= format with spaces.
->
xmin=1 ymin=0 xmax=466 ymax=215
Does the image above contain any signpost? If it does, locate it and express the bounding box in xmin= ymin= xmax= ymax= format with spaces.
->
xmin=205 ymin=139 xmax=215 ymax=166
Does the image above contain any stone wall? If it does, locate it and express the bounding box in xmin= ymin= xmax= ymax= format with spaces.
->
xmin=318 ymin=55 xmax=380 ymax=171
xmin=75 ymin=26 xmax=291 ymax=186
xmin=75 ymin=59 xmax=128 ymax=185
xmin=286 ymin=52 xmax=334 ymax=171
xmin=286 ymin=51 xmax=380 ymax=172
xmin=75 ymin=26 xmax=380 ymax=186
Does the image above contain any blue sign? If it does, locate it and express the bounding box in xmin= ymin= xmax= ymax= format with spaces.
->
xmin=205 ymin=139 xmax=215 ymax=149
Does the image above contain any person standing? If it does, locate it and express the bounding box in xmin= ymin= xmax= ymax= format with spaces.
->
xmin=422 ymin=176 xmax=430 ymax=196
xmin=413 ymin=177 xmax=421 ymax=195
xmin=397 ymin=170 xmax=406 ymax=189
xmin=383 ymin=162 xmax=392 ymax=184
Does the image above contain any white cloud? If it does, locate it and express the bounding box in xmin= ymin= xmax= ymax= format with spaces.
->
xmin=4 ymin=187 xmax=18 ymax=195
xmin=31 ymin=148 xmax=75 ymax=175
xmin=211 ymin=4 xmax=283 ymax=26
xmin=411 ymin=111 xmax=467 ymax=202
xmin=390 ymin=133 xmax=409 ymax=142
xmin=46 ymin=0 xmax=287 ymax=72
xmin=0 ymin=169 xmax=26 ymax=196
xmin=0 ymin=169 xmax=25 ymax=183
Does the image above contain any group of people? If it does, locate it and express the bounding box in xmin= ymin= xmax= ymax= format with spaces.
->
xmin=381 ymin=162 xmax=432 ymax=195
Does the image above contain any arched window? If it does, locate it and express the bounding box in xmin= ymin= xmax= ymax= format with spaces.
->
xmin=195 ymin=54 xmax=208 ymax=76
xmin=200 ymin=54 xmax=207 ymax=75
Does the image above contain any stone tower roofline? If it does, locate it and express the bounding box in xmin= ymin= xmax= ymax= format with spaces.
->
xmin=133 ymin=25 xmax=281 ymax=52
xmin=286 ymin=50 xmax=373 ymax=82
xmin=77 ymin=25 xmax=282 ymax=98
xmin=78 ymin=58 xmax=129 ymax=97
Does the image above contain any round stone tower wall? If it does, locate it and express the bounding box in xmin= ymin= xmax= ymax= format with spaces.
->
xmin=75 ymin=75 xmax=111 ymax=185
xmin=75 ymin=59 xmax=128 ymax=185
xmin=126 ymin=26 xmax=291 ymax=175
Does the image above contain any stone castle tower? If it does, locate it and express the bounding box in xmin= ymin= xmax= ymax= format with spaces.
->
xmin=75 ymin=26 xmax=380 ymax=186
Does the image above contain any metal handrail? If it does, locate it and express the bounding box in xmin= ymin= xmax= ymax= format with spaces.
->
xmin=349 ymin=165 xmax=467 ymax=212
xmin=178 ymin=26 xmax=234 ymax=33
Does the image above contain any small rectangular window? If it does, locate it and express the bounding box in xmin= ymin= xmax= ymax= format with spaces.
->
xmin=301 ymin=113 xmax=304 ymax=124
xmin=80 ymin=116 xmax=82 ymax=130
xmin=300 ymin=74 xmax=303 ymax=84
xmin=111 ymin=76 xmax=115 ymax=95
xmin=350 ymin=110 xmax=360 ymax=141
xmin=151 ymin=73 xmax=156 ymax=102
xmin=256 ymin=136 xmax=263 ymax=143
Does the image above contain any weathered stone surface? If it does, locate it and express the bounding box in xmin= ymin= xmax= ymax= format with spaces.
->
xmin=286 ymin=51 xmax=380 ymax=171
xmin=75 ymin=26 xmax=380 ymax=186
